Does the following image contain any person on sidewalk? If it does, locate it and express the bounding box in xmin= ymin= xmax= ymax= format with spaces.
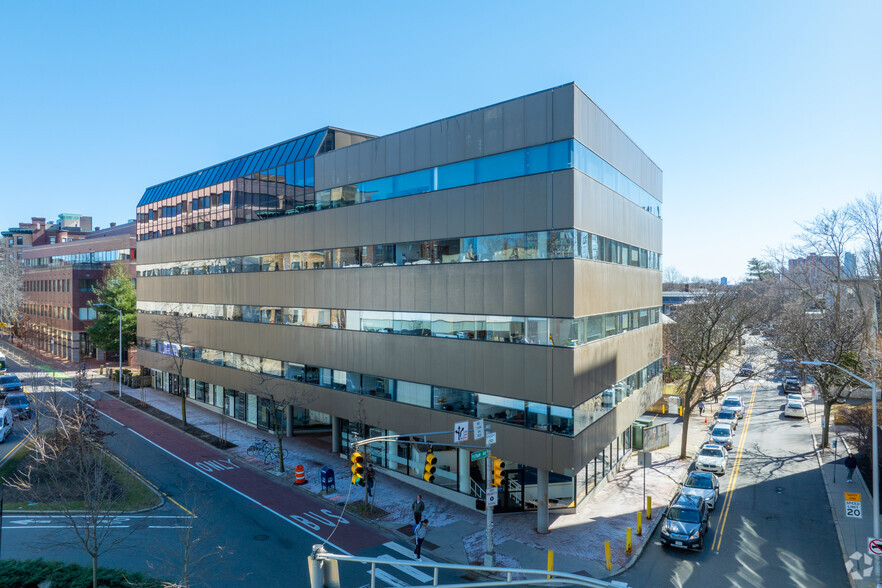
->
xmin=698 ymin=401 xmax=705 ymax=416
xmin=411 ymin=494 xmax=425 ymax=524
xmin=366 ymin=464 xmax=375 ymax=497
xmin=845 ymin=453 xmax=858 ymax=483
xmin=414 ymin=519 xmax=429 ymax=560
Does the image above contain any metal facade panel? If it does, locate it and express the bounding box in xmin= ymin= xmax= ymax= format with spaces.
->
xmin=551 ymin=171 xmax=575 ymax=230
xmin=523 ymin=173 xmax=552 ymax=233
xmin=551 ymin=84 xmax=576 ymax=142
xmin=483 ymin=104 xmax=504 ymax=154
xmin=428 ymin=121 xmax=447 ymax=168
xmin=550 ymin=259 xmax=574 ymax=318
xmin=501 ymin=261 xmax=526 ymax=317
xmin=522 ymin=260 xmax=551 ymax=318
xmin=462 ymin=184 xmax=485 ymax=238
xmin=524 ymin=90 xmax=551 ymax=147
xmin=384 ymin=132 xmax=400 ymax=177
xmin=501 ymin=177 xmax=526 ymax=234
xmin=502 ymin=97 xmax=525 ymax=152
xmin=445 ymin=114 xmax=466 ymax=163
xmin=481 ymin=181 xmax=505 ymax=236
xmin=429 ymin=264 xmax=450 ymax=313
xmin=481 ymin=261 xmax=503 ymax=315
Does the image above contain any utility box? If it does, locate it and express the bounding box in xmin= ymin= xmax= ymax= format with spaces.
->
xmin=320 ymin=467 xmax=336 ymax=493
xmin=631 ymin=418 xmax=653 ymax=450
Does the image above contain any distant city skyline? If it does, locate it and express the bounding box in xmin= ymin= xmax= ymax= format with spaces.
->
xmin=1 ymin=1 xmax=879 ymax=280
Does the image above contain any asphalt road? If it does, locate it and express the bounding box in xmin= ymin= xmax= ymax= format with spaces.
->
xmin=617 ymin=371 xmax=847 ymax=587
xmin=0 ymin=351 xmax=466 ymax=587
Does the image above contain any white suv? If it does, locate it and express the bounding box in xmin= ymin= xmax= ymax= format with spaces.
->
xmin=721 ymin=396 xmax=744 ymax=419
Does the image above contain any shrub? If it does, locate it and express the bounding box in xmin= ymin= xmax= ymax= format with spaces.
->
xmin=0 ymin=559 xmax=163 ymax=588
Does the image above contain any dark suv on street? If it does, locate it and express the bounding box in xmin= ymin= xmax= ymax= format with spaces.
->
xmin=4 ymin=393 xmax=32 ymax=420
xmin=0 ymin=374 xmax=23 ymax=398
xmin=660 ymin=492 xmax=710 ymax=550
xmin=784 ymin=377 xmax=802 ymax=392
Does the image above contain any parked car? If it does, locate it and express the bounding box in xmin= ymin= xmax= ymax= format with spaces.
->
xmin=738 ymin=362 xmax=755 ymax=377
xmin=784 ymin=377 xmax=802 ymax=392
xmin=660 ymin=492 xmax=711 ymax=550
xmin=0 ymin=374 xmax=23 ymax=398
xmin=786 ymin=393 xmax=805 ymax=404
xmin=0 ymin=408 xmax=12 ymax=442
xmin=708 ymin=424 xmax=735 ymax=450
xmin=4 ymin=393 xmax=32 ymax=420
xmin=680 ymin=471 xmax=720 ymax=510
xmin=721 ymin=396 xmax=745 ymax=419
xmin=784 ymin=399 xmax=806 ymax=418
xmin=695 ymin=443 xmax=729 ymax=475
xmin=715 ymin=409 xmax=738 ymax=431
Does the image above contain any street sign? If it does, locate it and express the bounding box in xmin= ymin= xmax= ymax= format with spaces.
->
xmin=845 ymin=492 xmax=863 ymax=518
xmin=454 ymin=421 xmax=469 ymax=443
xmin=638 ymin=451 xmax=652 ymax=467
xmin=471 ymin=449 xmax=489 ymax=461
xmin=486 ymin=487 xmax=498 ymax=507
xmin=869 ymin=537 xmax=882 ymax=556
xmin=486 ymin=432 xmax=497 ymax=445
xmin=474 ymin=419 xmax=485 ymax=440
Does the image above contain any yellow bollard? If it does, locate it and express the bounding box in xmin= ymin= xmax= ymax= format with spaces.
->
xmin=647 ymin=496 xmax=652 ymax=520
xmin=637 ymin=511 xmax=643 ymax=536
xmin=547 ymin=550 xmax=554 ymax=579
xmin=679 ymin=406 xmax=683 ymax=417
xmin=626 ymin=527 xmax=632 ymax=554
xmin=604 ymin=541 xmax=612 ymax=571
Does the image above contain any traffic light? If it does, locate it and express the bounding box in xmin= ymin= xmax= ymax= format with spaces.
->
xmin=350 ymin=450 xmax=364 ymax=485
xmin=492 ymin=457 xmax=505 ymax=486
xmin=423 ymin=451 xmax=437 ymax=483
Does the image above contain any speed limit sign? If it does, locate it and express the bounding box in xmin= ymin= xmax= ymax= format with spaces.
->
xmin=845 ymin=492 xmax=863 ymax=518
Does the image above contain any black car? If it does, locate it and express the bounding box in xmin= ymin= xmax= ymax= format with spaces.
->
xmin=4 ymin=393 xmax=32 ymax=420
xmin=738 ymin=362 xmax=755 ymax=377
xmin=0 ymin=374 xmax=23 ymax=398
xmin=660 ymin=492 xmax=710 ymax=550
xmin=784 ymin=377 xmax=802 ymax=392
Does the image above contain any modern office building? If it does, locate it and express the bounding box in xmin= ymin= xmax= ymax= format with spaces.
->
xmin=21 ymin=221 xmax=136 ymax=362
xmin=135 ymin=83 xmax=663 ymax=524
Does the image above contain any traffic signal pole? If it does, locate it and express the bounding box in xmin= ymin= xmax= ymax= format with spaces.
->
xmin=484 ymin=427 xmax=494 ymax=567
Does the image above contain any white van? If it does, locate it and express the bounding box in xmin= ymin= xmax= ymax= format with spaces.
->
xmin=0 ymin=408 xmax=13 ymax=442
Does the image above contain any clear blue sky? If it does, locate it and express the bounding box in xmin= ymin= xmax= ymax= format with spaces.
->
xmin=1 ymin=1 xmax=879 ymax=281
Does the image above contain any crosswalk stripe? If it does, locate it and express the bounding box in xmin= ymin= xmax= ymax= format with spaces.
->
xmin=377 ymin=555 xmax=433 ymax=583
xmin=383 ymin=541 xmax=435 ymax=563
xmin=371 ymin=568 xmax=409 ymax=586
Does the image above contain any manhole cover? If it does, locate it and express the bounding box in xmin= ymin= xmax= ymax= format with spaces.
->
xmin=253 ymin=534 xmax=270 ymax=541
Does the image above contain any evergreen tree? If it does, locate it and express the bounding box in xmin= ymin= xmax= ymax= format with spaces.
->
xmin=86 ymin=262 xmax=137 ymax=357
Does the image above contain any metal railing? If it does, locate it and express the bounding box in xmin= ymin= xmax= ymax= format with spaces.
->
xmin=307 ymin=545 xmax=630 ymax=588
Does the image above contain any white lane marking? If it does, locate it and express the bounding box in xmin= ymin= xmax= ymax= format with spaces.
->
xmin=383 ymin=541 xmax=435 ymax=563
xmin=377 ymin=554 xmax=433 ymax=582
xmin=371 ymin=568 xmax=409 ymax=586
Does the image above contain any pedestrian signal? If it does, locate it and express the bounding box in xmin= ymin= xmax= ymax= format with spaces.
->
xmin=492 ymin=457 xmax=505 ymax=486
xmin=350 ymin=450 xmax=364 ymax=485
xmin=424 ymin=451 xmax=438 ymax=483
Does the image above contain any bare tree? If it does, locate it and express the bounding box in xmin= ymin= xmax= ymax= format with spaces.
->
xmin=246 ymin=373 xmax=317 ymax=473
xmin=6 ymin=399 xmax=128 ymax=588
xmin=154 ymin=308 xmax=190 ymax=425
xmin=0 ymin=239 xmax=24 ymax=341
xmin=767 ymin=207 xmax=872 ymax=448
xmin=666 ymin=283 xmax=765 ymax=459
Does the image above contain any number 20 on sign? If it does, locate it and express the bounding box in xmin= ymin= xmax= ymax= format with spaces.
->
xmin=845 ymin=492 xmax=862 ymax=519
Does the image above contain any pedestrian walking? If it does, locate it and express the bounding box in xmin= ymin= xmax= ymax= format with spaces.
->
xmin=845 ymin=453 xmax=858 ymax=483
xmin=366 ymin=464 xmax=375 ymax=497
xmin=698 ymin=401 xmax=705 ymax=416
xmin=411 ymin=494 xmax=425 ymax=524
xmin=414 ymin=519 xmax=429 ymax=560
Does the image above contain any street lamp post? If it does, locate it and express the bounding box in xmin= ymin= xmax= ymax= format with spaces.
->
xmin=802 ymin=359 xmax=879 ymax=588
xmin=94 ymin=303 xmax=122 ymax=399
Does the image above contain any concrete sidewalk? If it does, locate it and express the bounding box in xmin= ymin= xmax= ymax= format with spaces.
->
xmin=807 ymin=399 xmax=879 ymax=588
xmin=3 ymin=341 xmax=701 ymax=580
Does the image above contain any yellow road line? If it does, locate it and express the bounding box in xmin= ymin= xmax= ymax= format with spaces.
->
xmin=711 ymin=379 xmax=759 ymax=552
xmin=106 ymin=452 xmax=196 ymax=517
xmin=0 ymin=436 xmax=28 ymax=462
